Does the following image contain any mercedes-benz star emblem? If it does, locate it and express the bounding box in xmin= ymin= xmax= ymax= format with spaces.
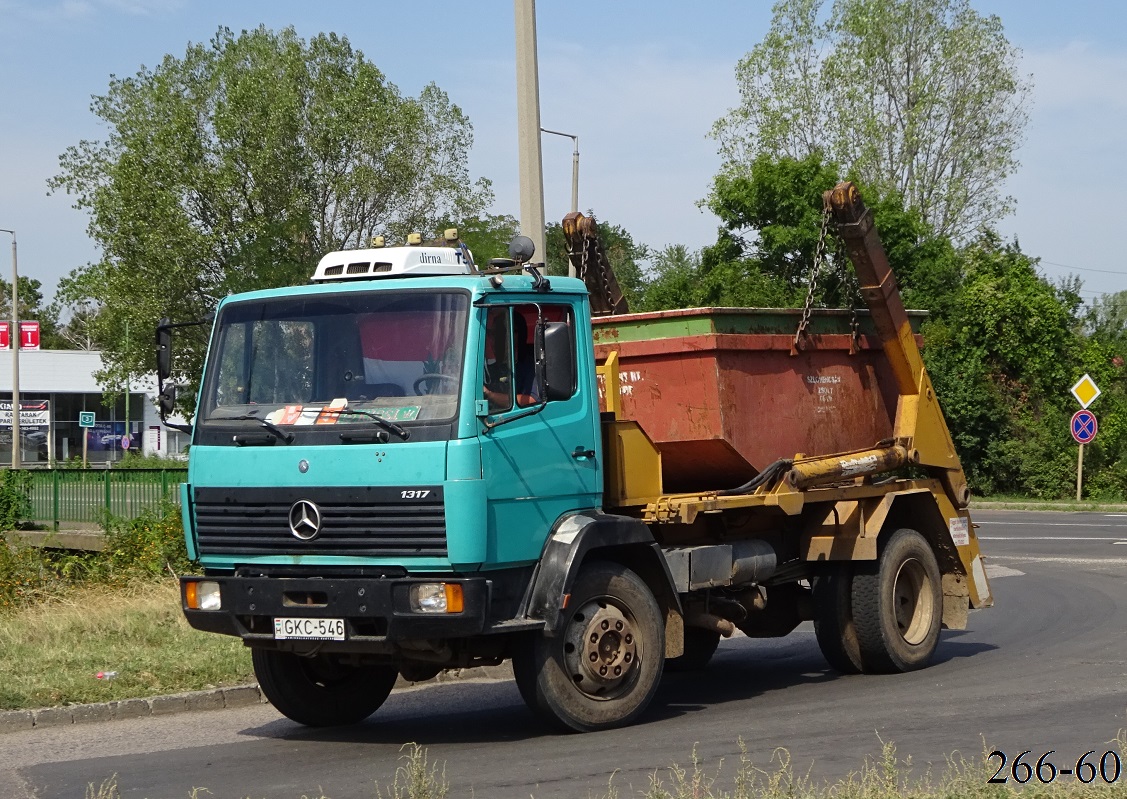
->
xmin=288 ymin=500 xmax=322 ymax=541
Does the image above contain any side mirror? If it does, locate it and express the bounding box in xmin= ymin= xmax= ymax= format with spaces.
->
xmin=156 ymin=317 xmax=172 ymax=382
xmin=158 ymin=385 xmax=176 ymax=416
xmin=537 ymin=321 xmax=575 ymax=402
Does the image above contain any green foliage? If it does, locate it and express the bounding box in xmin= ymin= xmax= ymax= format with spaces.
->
xmin=1086 ymin=289 xmax=1127 ymax=347
xmin=693 ymin=153 xmax=959 ymax=314
xmin=921 ymin=234 xmax=1105 ymax=498
xmin=0 ymin=502 xmax=190 ymax=611
xmin=712 ymin=0 xmax=1030 ymax=240
xmin=101 ymin=502 xmax=192 ymax=580
xmin=449 ymin=213 xmax=519 ymax=267
xmin=0 ymin=469 xmax=33 ymax=530
xmin=51 ymin=26 xmax=492 ymax=416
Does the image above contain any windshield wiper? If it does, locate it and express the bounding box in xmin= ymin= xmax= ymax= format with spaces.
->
xmin=216 ymin=413 xmax=295 ymax=444
xmin=334 ymin=408 xmax=411 ymax=441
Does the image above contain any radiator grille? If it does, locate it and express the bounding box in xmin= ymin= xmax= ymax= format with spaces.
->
xmin=194 ymin=486 xmax=446 ymax=558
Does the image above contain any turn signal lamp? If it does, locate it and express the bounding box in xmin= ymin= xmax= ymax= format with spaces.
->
xmin=185 ymin=580 xmax=222 ymax=611
xmin=409 ymin=583 xmax=464 ymax=613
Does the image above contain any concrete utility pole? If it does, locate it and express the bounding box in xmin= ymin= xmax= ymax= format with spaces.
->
xmin=0 ymin=229 xmax=18 ymax=468
xmin=514 ymin=0 xmax=546 ymax=262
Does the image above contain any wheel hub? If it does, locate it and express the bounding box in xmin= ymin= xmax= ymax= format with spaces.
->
xmin=893 ymin=557 xmax=935 ymax=645
xmin=563 ymin=600 xmax=640 ymax=698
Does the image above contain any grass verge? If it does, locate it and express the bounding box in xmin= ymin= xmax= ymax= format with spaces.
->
xmin=81 ymin=736 xmax=1127 ymax=799
xmin=0 ymin=579 xmax=251 ymax=710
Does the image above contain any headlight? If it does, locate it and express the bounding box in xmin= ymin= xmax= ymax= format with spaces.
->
xmin=185 ymin=580 xmax=222 ymax=611
xmin=408 ymin=583 xmax=464 ymax=613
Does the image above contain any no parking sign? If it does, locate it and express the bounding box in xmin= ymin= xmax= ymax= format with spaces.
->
xmin=1070 ymin=409 xmax=1097 ymax=445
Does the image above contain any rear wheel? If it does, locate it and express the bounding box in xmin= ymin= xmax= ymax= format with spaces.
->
xmin=850 ymin=528 xmax=942 ymax=673
xmin=664 ymin=627 xmax=721 ymax=672
xmin=513 ymin=561 xmax=664 ymax=732
xmin=252 ymin=649 xmax=398 ymax=727
xmin=812 ymin=565 xmax=864 ymax=674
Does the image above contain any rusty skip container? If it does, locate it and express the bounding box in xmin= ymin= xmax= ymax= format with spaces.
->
xmin=592 ymin=306 xmax=925 ymax=493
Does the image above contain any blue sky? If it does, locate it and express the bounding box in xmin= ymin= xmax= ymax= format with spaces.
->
xmin=0 ymin=0 xmax=1124 ymax=306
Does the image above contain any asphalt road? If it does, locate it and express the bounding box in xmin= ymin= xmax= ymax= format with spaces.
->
xmin=6 ymin=509 xmax=1126 ymax=799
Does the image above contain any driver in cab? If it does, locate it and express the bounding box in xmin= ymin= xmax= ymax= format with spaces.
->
xmin=483 ymin=308 xmax=539 ymax=411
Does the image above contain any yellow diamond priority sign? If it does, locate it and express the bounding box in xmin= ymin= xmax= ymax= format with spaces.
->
xmin=1070 ymin=374 xmax=1101 ymax=409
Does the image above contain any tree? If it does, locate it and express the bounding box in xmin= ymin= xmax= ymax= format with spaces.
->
xmin=923 ymin=234 xmax=1082 ymax=496
xmin=1087 ymin=290 xmax=1127 ymax=347
xmin=50 ymin=26 xmax=493 ymax=414
xmin=705 ymin=152 xmax=962 ymax=314
xmin=449 ymin=213 xmax=519 ymax=268
xmin=711 ymin=0 xmax=1030 ymax=240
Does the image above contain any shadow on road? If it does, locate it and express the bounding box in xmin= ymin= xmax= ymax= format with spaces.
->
xmin=239 ymin=634 xmax=893 ymax=744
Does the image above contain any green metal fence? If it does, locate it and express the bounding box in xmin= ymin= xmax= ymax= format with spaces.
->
xmin=25 ymin=468 xmax=187 ymax=530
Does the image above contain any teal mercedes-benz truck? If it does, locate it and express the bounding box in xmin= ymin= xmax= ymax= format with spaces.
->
xmin=163 ymin=188 xmax=993 ymax=733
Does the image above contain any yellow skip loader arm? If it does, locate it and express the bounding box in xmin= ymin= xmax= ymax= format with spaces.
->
xmin=821 ymin=182 xmax=970 ymax=510
xmin=820 ymin=181 xmax=991 ymax=610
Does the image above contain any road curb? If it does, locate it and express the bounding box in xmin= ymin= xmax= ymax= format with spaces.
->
xmin=0 ymin=662 xmax=515 ymax=735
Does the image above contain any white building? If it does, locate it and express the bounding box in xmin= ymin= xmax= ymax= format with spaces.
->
xmin=0 ymin=349 xmax=188 ymax=464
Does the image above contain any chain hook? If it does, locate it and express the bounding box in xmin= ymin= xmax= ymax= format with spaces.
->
xmin=792 ymin=206 xmax=833 ymax=356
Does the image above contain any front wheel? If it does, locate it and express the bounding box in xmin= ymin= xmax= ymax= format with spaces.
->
xmin=513 ymin=561 xmax=665 ymax=732
xmin=850 ymin=528 xmax=943 ymax=673
xmin=252 ymin=649 xmax=398 ymax=727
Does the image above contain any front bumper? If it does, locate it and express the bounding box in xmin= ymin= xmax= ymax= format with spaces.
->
xmin=181 ymin=575 xmax=497 ymax=647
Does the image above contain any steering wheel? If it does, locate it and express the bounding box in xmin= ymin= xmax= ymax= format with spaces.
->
xmin=413 ymin=373 xmax=458 ymax=396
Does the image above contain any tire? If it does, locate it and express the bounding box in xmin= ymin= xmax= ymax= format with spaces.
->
xmin=812 ymin=565 xmax=864 ymax=674
xmin=850 ymin=528 xmax=942 ymax=673
xmin=513 ymin=561 xmax=665 ymax=732
xmin=664 ymin=627 xmax=721 ymax=672
xmin=252 ymin=649 xmax=398 ymax=727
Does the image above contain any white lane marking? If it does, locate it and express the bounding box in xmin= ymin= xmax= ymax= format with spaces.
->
xmin=1105 ymin=514 xmax=1127 ymax=517
xmin=984 ymin=564 xmax=1025 ymax=578
xmin=988 ymin=554 xmax=1127 ymax=566
xmin=976 ymin=521 xmax=1127 ymax=528
xmin=979 ymin=536 xmax=1127 ymax=541
xmin=1114 ymin=541 xmax=1127 ymax=545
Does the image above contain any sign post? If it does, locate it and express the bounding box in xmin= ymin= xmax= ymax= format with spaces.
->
xmin=1069 ymin=374 xmax=1101 ymax=501
xmin=78 ymin=411 xmax=95 ymax=469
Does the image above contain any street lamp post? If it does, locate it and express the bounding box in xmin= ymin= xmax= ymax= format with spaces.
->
xmin=0 ymin=229 xmax=17 ymax=468
xmin=540 ymin=128 xmax=579 ymax=215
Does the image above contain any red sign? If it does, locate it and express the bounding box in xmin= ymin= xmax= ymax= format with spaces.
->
xmin=1071 ymin=409 xmax=1098 ymax=444
xmin=19 ymin=322 xmax=39 ymax=351
xmin=0 ymin=321 xmax=41 ymax=350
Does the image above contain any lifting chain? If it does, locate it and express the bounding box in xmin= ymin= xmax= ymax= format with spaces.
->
xmin=792 ymin=206 xmax=833 ymax=355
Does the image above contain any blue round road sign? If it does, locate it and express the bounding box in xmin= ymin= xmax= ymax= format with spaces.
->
xmin=1071 ymin=409 xmax=1098 ymax=444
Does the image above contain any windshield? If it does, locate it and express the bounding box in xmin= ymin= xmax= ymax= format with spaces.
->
xmin=200 ymin=290 xmax=469 ymax=431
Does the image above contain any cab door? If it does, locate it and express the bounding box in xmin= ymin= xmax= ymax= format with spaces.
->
xmin=478 ymin=303 xmax=601 ymax=566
